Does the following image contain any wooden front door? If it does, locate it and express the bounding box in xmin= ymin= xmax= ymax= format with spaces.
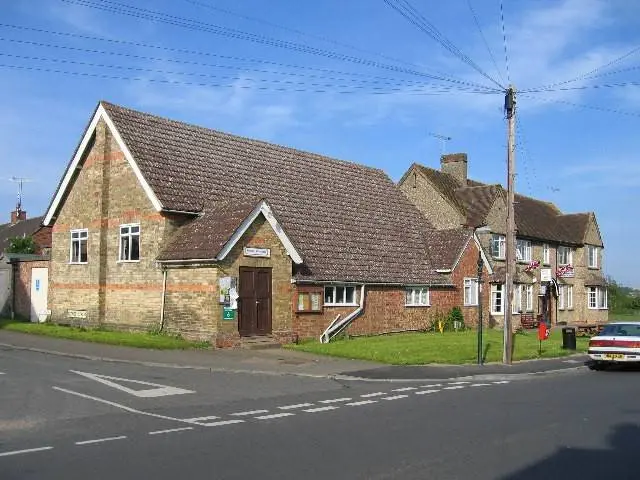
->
xmin=238 ymin=267 xmax=272 ymax=336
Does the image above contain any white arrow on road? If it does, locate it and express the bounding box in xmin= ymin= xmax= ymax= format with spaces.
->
xmin=70 ymin=370 xmax=195 ymax=398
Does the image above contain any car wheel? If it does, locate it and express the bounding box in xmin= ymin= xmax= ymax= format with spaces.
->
xmin=588 ymin=361 xmax=608 ymax=371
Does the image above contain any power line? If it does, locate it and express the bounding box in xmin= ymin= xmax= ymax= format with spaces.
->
xmin=520 ymin=80 xmax=640 ymax=94
xmin=521 ymin=94 xmax=640 ymax=118
xmin=383 ymin=0 xmax=504 ymax=90
xmin=499 ymin=0 xmax=511 ymax=84
xmin=1 ymin=37 xmax=468 ymax=91
xmin=0 ymin=51 xmax=501 ymax=94
xmin=0 ymin=61 xmax=500 ymax=96
xmin=466 ymin=0 xmax=505 ymax=85
xmin=59 ymin=0 xmax=500 ymax=92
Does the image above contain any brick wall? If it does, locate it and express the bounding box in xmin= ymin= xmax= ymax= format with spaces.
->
xmin=13 ymin=259 xmax=49 ymax=320
xmin=50 ymin=119 xmax=186 ymax=330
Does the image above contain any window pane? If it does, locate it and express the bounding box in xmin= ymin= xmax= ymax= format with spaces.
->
xmin=72 ymin=231 xmax=79 ymax=239
xmin=567 ymin=286 xmax=573 ymax=309
xmin=419 ymin=288 xmax=428 ymax=305
xmin=345 ymin=286 xmax=355 ymax=304
xmin=80 ymin=239 xmax=87 ymax=263
xmin=131 ymin=225 xmax=140 ymax=234
xmin=121 ymin=236 xmax=130 ymax=261
xmin=72 ymin=241 xmax=79 ymax=262
xmin=120 ymin=226 xmax=129 ymax=235
xmin=335 ymin=286 xmax=345 ymax=304
xmin=324 ymin=287 xmax=334 ymax=304
xmin=405 ymin=288 xmax=413 ymax=305
xmin=131 ymin=234 xmax=140 ymax=260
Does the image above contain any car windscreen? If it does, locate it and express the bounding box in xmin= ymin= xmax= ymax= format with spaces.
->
xmin=599 ymin=324 xmax=640 ymax=337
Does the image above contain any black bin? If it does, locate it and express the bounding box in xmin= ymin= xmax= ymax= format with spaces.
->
xmin=562 ymin=327 xmax=576 ymax=350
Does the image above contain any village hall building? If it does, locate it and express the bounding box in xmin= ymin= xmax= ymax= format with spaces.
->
xmin=42 ymin=101 xmax=490 ymax=347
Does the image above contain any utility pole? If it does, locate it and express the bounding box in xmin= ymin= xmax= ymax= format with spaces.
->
xmin=503 ymin=86 xmax=516 ymax=365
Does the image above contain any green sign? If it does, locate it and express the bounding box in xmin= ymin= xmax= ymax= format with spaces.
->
xmin=223 ymin=307 xmax=235 ymax=321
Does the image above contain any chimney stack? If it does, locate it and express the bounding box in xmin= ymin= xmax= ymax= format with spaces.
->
xmin=10 ymin=208 xmax=27 ymax=225
xmin=441 ymin=153 xmax=468 ymax=185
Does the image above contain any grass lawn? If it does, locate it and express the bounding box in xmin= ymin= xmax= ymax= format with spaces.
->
xmin=287 ymin=329 xmax=589 ymax=365
xmin=0 ymin=318 xmax=210 ymax=350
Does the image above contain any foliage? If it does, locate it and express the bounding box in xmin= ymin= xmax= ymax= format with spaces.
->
xmin=0 ymin=318 xmax=210 ymax=350
xmin=428 ymin=307 xmax=466 ymax=332
xmin=6 ymin=235 xmax=36 ymax=254
xmin=607 ymin=276 xmax=640 ymax=314
xmin=286 ymin=329 xmax=588 ymax=365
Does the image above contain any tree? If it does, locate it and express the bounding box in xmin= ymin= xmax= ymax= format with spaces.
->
xmin=6 ymin=236 xmax=36 ymax=254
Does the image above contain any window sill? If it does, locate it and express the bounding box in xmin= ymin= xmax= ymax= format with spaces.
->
xmin=463 ymin=303 xmax=479 ymax=307
xmin=587 ymin=266 xmax=599 ymax=270
xmin=117 ymin=260 xmax=141 ymax=264
xmin=491 ymin=312 xmax=504 ymax=315
xmin=295 ymin=310 xmax=323 ymax=314
xmin=324 ymin=303 xmax=358 ymax=307
xmin=492 ymin=257 xmax=505 ymax=261
xmin=68 ymin=262 xmax=88 ymax=265
xmin=405 ymin=304 xmax=431 ymax=308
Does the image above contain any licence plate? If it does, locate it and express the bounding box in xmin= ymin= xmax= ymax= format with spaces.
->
xmin=604 ymin=354 xmax=624 ymax=360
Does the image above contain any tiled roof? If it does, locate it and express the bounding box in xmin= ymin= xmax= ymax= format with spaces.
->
xmin=425 ymin=228 xmax=472 ymax=270
xmin=414 ymin=163 xmax=594 ymax=245
xmin=0 ymin=216 xmax=44 ymax=252
xmin=157 ymin=198 xmax=261 ymax=261
xmin=102 ymin=102 xmax=450 ymax=285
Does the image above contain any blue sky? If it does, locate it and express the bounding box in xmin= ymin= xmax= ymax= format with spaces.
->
xmin=1 ymin=0 xmax=639 ymax=287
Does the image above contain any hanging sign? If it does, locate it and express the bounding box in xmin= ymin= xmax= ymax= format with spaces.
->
xmin=243 ymin=247 xmax=270 ymax=258
xmin=540 ymin=268 xmax=552 ymax=282
xmin=556 ymin=264 xmax=575 ymax=278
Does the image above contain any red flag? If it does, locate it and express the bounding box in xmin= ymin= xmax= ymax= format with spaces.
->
xmin=538 ymin=322 xmax=550 ymax=341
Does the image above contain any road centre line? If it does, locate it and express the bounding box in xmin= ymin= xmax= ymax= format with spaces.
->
xmin=149 ymin=427 xmax=193 ymax=435
xmin=420 ymin=384 xmax=442 ymax=388
xmin=0 ymin=446 xmax=53 ymax=457
xmin=52 ymin=386 xmax=192 ymax=425
xmin=303 ymin=406 xmax=339 ymax=413
xmin=360 ymin=392 xmax=386 ymax=398
xmin=414 ymin=389 xmax=440 ymax=395
xmin=493 ymin=381 xmax=510 ymax=384
xmin=319 ymin=398 xmax=352 ymax=404
xmin=230 ymin=410 xmax=269 ymax=416
xmin=278 ymin=403 xmax=313 ymax=410
xmin=256 ymin=413 xmax=295 ymax=420
xmin=448 ymin=381 xmax=471 ymax=385
xmin=76 ymin=436 xmax=127 ymax=445
xmin=391 ymin=387 xmax=417 ymax=392
xmin=183 ymin=415 xmax=219 ymax=422
xmin=471 ymin=383 xmax=492 ymax=387
xmin=382 ymin=395 xmax=409 ymax=401
xmin=443 ymin=386 xmax=466 ymax=390
xmin=346 ymin=400 xmax=378 ymax=406
xmin=200 ymin=419 xmax=245 ymax=427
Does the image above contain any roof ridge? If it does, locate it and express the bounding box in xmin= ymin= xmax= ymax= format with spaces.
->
xmin=100 ymin=100 xmax=385 ymax=175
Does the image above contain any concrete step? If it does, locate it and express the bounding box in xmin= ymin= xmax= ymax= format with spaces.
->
xmin=239 ymin=335 xmax=281 ymax=350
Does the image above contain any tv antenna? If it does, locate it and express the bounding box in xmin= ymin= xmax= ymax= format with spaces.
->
xmin=427 ymin=132 xmax=452 ymax=155
xmin=7 ymin=176 xmax=33 ymax=211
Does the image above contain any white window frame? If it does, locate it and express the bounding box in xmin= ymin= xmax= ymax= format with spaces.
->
xmin=558 ymin=285 xmax=565 ymax=310
xmin=587 ymin=287 xmax=607 ymax=310
xmin=118 ymin=223 xmax=141 ymax=262
xmin=491 ymin=234 xmax=506 ymax=259
xmin=324 ymin=285 xmax=357 ymax=306
xmin=405 ymin=287 xmax=430 ymax=307
xmin=512 ymin=285 xmax=522 ymax=314
xmin=516 ymin=239 xmax=532 ymax=262
xmin=463 ymin=278 xmax=479 ymax=306
xmin=525 ymin=285 xmax=534 ymax=312
xmin=542 ymin=243 xmax=550 ymax=265
xmin=587 ymin=245 xmax=599 ymax=269
xmin=558 ymin=246 xmax=573 ymax=266
xmin=491 ymin=284 xmax=504 ymax=315
xmin=69 ymin=228 xmax=88 ymax=264
xmin=567 ymin=285 xmax=573 ymax=310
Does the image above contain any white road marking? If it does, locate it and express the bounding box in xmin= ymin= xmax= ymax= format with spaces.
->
xmin=278 ymin=403 xmax=313 ymax=410
xmin=0 ymin=372 xmax=5 ymax=375
xmin=76 ymin=435 xmax=127 ymax=445
xmin=382 ymin=395 xmax=409 ymax=401
xmin=0 ymin=446 xmax=53 ymax=457
xmin=52 ymin=386 xmax=191 ymax=425
xmin=230 ymin=410 xmax=269 ymax=417
xmin=443 ymin=386 xmax=466 ymax=390
xmin=346 ymin=400 xmax=377 ymax=406
xmin=256 ymin=413 xmax=295 ymax=420
xmin=493 ymin=381 xmax=510 ymax=384
xmin=420 ymin=384 xmax=442 ymax=388
xmin=182 ymin=415 xmax=219 ymax=423
xmin=71 ymin=370 xmax=194 ymax=398
xmin=200 ymin=419 xmax=245 ymax=427
xmin=319 ymin=398 xmax=352 ymax=404
xmin=360 ymin=392 xmax=385 ymax=398
xmin=149 ymin=427 xmax=193 ymax=435
xmin=303 ymin=406 xmax=339 ymax=413
xmin=392 ymin=387 xmax=417 ymax=392
xmin=448 ymin=381 xmax=470 ymax=385
xmin=471 ymin=383 xmax=492 ymax=387
xmin=414 ymin=389 xmax=440 ymax=395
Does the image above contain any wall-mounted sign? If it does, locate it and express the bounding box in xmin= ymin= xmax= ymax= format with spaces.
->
xmin=219 ymin=276 xmax=237 ymax=304
xmin=556 ymin=264 xmax=575 ymax=278
xmin=540 ymin=268 xmax=552 ymax=282
xmin=68 ymin=310 xmax=87 ymax=319
xmin=243 ymin=247 xmax=271 ymax=258
xmin=223 ymin=307 xmax=235 ymax=321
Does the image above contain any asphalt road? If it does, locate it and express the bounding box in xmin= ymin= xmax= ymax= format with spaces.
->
xmin=2 ymin=346 xmax=640 ymax=479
